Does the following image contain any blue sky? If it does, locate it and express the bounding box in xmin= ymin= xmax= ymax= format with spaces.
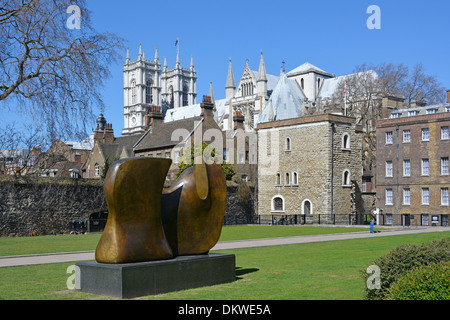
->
xmin=2 ymin=0 xmax=450 ymax=140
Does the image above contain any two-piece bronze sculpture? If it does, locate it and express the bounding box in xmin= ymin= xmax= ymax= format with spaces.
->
xmin=95 ymin=156 xmax=227 ymax=264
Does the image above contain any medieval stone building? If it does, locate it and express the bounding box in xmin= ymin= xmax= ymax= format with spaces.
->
xmin=256 ymin=72 xmax=363 ymax=223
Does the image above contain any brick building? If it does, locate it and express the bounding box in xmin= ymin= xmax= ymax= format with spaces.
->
xmin=375 ymin=102 xmax=450 ymax=226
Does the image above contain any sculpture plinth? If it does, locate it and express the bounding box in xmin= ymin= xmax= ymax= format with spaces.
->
xmin=77 ymin=253 xmax=235 ymax=299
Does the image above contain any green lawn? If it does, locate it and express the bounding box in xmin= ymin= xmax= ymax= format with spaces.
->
xmin=0 ymin=229 xmax=448 ymax=300
xmin=0 ymin=225 xmax=372 ymax=257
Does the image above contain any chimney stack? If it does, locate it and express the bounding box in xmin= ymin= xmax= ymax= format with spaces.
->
xmin=200 ymin=95 xmax=214 ymax=122
xmin=446 ymin=89 xmax=450 ymax=103
xmin=145 ymin=105 xmax=163 ymax=131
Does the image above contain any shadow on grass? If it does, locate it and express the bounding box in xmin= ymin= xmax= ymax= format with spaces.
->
xmin=235 ymin=266 xmax=259 ymax=280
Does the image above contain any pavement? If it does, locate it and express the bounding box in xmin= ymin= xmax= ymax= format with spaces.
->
xmin=0 ymin=226 xmax=448 ymax=268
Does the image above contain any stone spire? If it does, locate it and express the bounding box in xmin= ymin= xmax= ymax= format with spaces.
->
xmin=138 ymin=42 xmax=143 ymax=60
xmin=257 ymin=50 xmax=267 ymax=81
xmin=225 ymin=58 xmax=236 ymax=101
xmin=175 ymin=45 xmax=180 ymax=68
xmin=190 ymin=55 xmax=194 ymax=71
xmin=226 ymin=58 xmax=235 ymax=88
xmin=209 ymin=82 xmax=215 ymax=103
xmin=225 ymin=58 xmax=236 ymax=100
xmin=125 ymin=47 xmax=130 ymax=64
xmin=257 ymin=50 xmax=268 ymax=97
xmin=154 ymin=46 xmax=159 ymax=64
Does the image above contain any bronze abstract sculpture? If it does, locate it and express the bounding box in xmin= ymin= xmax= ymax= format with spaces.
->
xmin=95 ymin=156 xmax=226 ymax=264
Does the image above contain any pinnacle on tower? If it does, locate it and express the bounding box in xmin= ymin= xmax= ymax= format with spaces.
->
xmin=138 ymin=42 xmax=143 ymax=59
xmin=125 ymin=47 xmax=130 ymax=64
xmin=209 ymin=82 xmax=215 ymax=104
xmin=257 ymin=50 xmax=267 ymax=81
xmin=226 ymin=58 xmax=235 ymax=89
xmin=155 ymin=46 xmax=159 ymax=63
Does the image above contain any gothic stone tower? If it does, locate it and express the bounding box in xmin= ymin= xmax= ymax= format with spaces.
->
xmin=122 ymin=44 xmax=197 ymax=136
xmin=161 ymin=47 xmax=197 ymax=110
xmin=123 ymin=44 xmax=162 ymax=136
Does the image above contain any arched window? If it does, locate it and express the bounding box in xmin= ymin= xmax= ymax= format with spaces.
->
xmin=317 ymin=78 xmax=321 ymax=89
xmin=131 ymin=80 xmax=137 ymax=104
xmin=343 ymin=169 xmax=351 ymax=186
xmin=342 ymin=133 xmax=350 ymax=150
xmin=94 ymin=163 xmax=100 ymax=177
xmin=285 ymin=172 xmax=290 ymax=185
xmin=145 ymin=79 xmax=153 ymax=104
xmin=271 ymin=195 xmax=285 ymax=212
xmin=276 ymin=173 xmax=281 ymax=185
xmin=302 ymin=199 xmax=312 ymax=215
xmin=292 ymin=171 xmax=299 ymax=185
xmin=182 ymin=85 xmax=189 ymax=106
xmin=285 ymin=137 xmax=291 ymax=151
xmin=168 ymin=85 xmax=174 ymax=108
xmin=301 ymin=78 xmax=304 ymax=89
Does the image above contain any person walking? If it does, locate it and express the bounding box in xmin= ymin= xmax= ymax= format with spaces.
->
xmin=369 ymin=209 xmax=376 ymax=233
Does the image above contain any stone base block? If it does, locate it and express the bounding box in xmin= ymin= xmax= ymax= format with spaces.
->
xmin=76 ymin=253 xmax=236 ymax=299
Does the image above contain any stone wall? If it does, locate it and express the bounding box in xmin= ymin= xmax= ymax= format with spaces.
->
xmin=0 ymin=179 xmax=256 ymax=237
xmin=0 ymin=179 xmax=106 ymax=237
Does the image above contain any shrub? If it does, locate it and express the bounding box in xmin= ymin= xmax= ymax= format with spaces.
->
xmin=362 ymin=237 xmax=450 ymax=300
xmin=386 ymin=261 xmax=450 ymax=300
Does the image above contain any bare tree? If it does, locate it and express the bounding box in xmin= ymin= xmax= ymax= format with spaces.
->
xmin=0 ymin=122 xmax=45 ymax=176
xmin=330 ymin=62 xmax=445 ymax=181
xmin=402 ymin=63 xmax=445 ymax=106
xmin=0 ymin=0 xmax=125 ymax=141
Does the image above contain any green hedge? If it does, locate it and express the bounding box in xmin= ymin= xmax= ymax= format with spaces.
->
xmin=362 ymin=237 xmax=450 ymax=300
xmin=386 ymin=261 xmax=450 ymax=300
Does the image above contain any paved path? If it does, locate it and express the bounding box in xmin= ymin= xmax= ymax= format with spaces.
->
xmin=0 ymin=226 xmax=448 ymax=268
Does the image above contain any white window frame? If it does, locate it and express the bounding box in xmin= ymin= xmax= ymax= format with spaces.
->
xmin=301 ymin=199 xmax=313 ymax=215
xmin=422 ymin=159 xmax=429 ymax=176
xmin=422 ymin=188 xmax=430 ymax=205
xmin=342 ymin=133 xmax=350 ymax=150
xmin=442 ymin=157 xmax=449 ymax=175
xmin=441 ymin=126 xmax=449 ymax=140
xmin=386 ymin=189 xmax=393 ymax=205
xmin=292 ymin=171 xmax=299 ymax=186
xmin=275 ymin=173 xmax=281 ymax=185
xmin=403 ymin=130 xmax=411 ymax=143
xmin=403 ymin=159 xmax=411 ymax=177
xmin=386 ymin=161 xmax=393 ymax=177
xmin=403 ymin=188 xmax=411 ymax=205
xmin=441 ymin=188 xmax=449 ymax=206
xmin=271 ymin=195 xmax=285 ymax=213
xmin=285 ymin=137 xmax=291 ymax=151
xmin=342 ymin=169 xmax=351 ymax=187
xmin=422 ymin=128 xmax=430 ymax=141
xmin=386 ymin=132 xmax=393 ymax=144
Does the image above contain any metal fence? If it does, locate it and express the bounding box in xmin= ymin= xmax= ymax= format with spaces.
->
xmin=254 ymin=213 xmax=449 ymax=227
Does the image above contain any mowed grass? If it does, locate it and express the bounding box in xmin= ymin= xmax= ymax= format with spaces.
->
xmin=0 ymin=225 xmax=371 ymax=257
xmin=0 ymin=229 xmax=448 ymax=300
